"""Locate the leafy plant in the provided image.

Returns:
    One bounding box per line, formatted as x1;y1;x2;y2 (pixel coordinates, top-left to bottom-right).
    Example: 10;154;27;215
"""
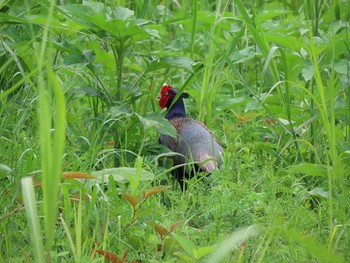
0;0;349;262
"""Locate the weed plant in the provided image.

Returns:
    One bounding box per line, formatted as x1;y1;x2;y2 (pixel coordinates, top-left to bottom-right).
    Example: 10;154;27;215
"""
0;0;349;262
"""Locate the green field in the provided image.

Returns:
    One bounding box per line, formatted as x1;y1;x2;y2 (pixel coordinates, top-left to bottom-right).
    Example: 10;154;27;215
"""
1;0;349;262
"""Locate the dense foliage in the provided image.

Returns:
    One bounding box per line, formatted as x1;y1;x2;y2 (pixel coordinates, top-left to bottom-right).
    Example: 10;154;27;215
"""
0;0;349;262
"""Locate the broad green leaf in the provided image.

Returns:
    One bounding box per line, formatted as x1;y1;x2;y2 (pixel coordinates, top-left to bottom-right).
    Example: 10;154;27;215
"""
146;56;194;73
216;97;251;111
63;53;87;65
109;6;134;20
173;233;195;257
109;105;133;118
266;35;302;51
64;5;142;47
136;113;177;138
161;57;194;72
144;28;160;38
0;13;28;24
90;45;115;70
285;163;327;177
92;18;152;45
82;50;96;64
194;246;216;259
91;167;154;183
128;236;143;250
232;46;258;64
68;86;104;98
253;142;278;157
333;59;349;75
52;40;82;54
62;4;98;21
107;175;120;205
245;100;263;111
257;9;289;23
163;237;178;253
302;64;314;81
135;208;164;218
28;15;63;28
136;113;159;128
82;1;105;14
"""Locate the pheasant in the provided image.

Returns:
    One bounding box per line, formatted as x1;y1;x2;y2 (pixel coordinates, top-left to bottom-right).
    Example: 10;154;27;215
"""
158;84;224;189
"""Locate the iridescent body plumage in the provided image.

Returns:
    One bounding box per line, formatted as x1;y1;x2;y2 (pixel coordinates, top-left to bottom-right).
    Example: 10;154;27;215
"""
158;85;224;189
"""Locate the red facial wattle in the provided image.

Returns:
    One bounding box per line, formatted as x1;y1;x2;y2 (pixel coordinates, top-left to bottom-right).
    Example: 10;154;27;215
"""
159;85;173;108
159;96;169;108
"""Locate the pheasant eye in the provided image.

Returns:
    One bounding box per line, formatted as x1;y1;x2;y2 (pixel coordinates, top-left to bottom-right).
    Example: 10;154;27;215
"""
164;92;169;96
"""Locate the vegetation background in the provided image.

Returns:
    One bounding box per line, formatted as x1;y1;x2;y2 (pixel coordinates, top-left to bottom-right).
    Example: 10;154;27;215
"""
0;0;349;262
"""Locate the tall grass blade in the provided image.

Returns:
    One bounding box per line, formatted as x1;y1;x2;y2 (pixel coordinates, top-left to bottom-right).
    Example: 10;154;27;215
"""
21;177;45;263
190;0;198;58
205;225;258;263
307;23;337;249
284;228;345;263
36;0;66;255
74;194;83;263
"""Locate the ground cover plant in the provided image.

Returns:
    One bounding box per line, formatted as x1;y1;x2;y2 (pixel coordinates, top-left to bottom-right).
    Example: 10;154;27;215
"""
0;0;349;262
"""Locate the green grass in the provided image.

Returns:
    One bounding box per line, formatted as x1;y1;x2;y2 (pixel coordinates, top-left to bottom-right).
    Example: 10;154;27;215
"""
0;0;350;262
